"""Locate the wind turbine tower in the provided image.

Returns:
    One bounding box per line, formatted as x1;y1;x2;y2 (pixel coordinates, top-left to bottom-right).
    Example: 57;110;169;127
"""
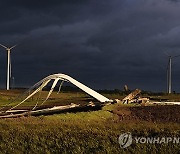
166;54;180;94
0;44;16;90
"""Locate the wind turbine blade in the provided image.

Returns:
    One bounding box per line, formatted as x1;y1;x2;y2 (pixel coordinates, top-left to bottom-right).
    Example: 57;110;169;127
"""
8;79;51;111
57;80;64;94
41;78;60;105
10;45;17;50
0;44;7;49
8;86;43;111
173;54;180;58
164;52;170;57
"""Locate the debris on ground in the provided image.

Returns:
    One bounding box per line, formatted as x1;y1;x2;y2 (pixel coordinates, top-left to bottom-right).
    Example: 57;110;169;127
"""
122;89;150;104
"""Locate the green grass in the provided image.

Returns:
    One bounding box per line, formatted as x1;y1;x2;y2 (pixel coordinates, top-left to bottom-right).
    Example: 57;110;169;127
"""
0;90;179;153
0;104;179;153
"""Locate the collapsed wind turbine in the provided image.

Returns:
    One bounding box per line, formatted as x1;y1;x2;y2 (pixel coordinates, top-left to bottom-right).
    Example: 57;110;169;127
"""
0;73;112;118
165;53;180;94
0;44;16;90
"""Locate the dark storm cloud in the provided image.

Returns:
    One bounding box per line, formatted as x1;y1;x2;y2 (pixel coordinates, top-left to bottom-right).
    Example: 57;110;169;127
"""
0;0;180;91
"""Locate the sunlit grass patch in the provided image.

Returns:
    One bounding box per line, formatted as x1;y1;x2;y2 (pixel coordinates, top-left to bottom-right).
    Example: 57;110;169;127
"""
0;90;179;153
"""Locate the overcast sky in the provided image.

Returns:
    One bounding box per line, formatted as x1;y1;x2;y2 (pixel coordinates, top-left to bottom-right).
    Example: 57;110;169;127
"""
0;0;180;92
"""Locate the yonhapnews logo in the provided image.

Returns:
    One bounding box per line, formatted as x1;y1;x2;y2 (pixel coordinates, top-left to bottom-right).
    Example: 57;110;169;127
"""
118;132;180;148
118;132;132;148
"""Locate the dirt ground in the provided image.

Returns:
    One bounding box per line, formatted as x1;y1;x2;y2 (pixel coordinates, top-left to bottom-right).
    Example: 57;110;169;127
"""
113;105;180;123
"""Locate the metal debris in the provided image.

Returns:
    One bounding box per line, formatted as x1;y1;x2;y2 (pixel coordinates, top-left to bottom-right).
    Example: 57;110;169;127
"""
122;89;149;104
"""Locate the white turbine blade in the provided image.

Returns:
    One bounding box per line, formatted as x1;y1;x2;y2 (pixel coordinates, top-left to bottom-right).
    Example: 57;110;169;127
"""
8;87;42;111
9;45;17;50
32;80;50;110
45;73;111;102
8;79;51;111
7;73;111;112
32;91;42;111
57;80;64;94
42;78;60;104
0;44;7;49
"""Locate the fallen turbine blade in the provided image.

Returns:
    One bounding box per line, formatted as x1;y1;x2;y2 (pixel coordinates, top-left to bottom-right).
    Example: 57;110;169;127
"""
42;78;60;105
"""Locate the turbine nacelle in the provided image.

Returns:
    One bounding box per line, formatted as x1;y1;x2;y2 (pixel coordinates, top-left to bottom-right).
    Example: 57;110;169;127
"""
0;44;16;51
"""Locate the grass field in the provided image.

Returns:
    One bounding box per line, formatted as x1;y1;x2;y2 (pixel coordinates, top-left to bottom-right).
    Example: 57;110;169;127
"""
0;90;179;153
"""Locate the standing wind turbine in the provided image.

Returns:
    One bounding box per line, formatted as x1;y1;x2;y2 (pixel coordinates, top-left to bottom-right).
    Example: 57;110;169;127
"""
0;44;16;90
165;53;180;94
